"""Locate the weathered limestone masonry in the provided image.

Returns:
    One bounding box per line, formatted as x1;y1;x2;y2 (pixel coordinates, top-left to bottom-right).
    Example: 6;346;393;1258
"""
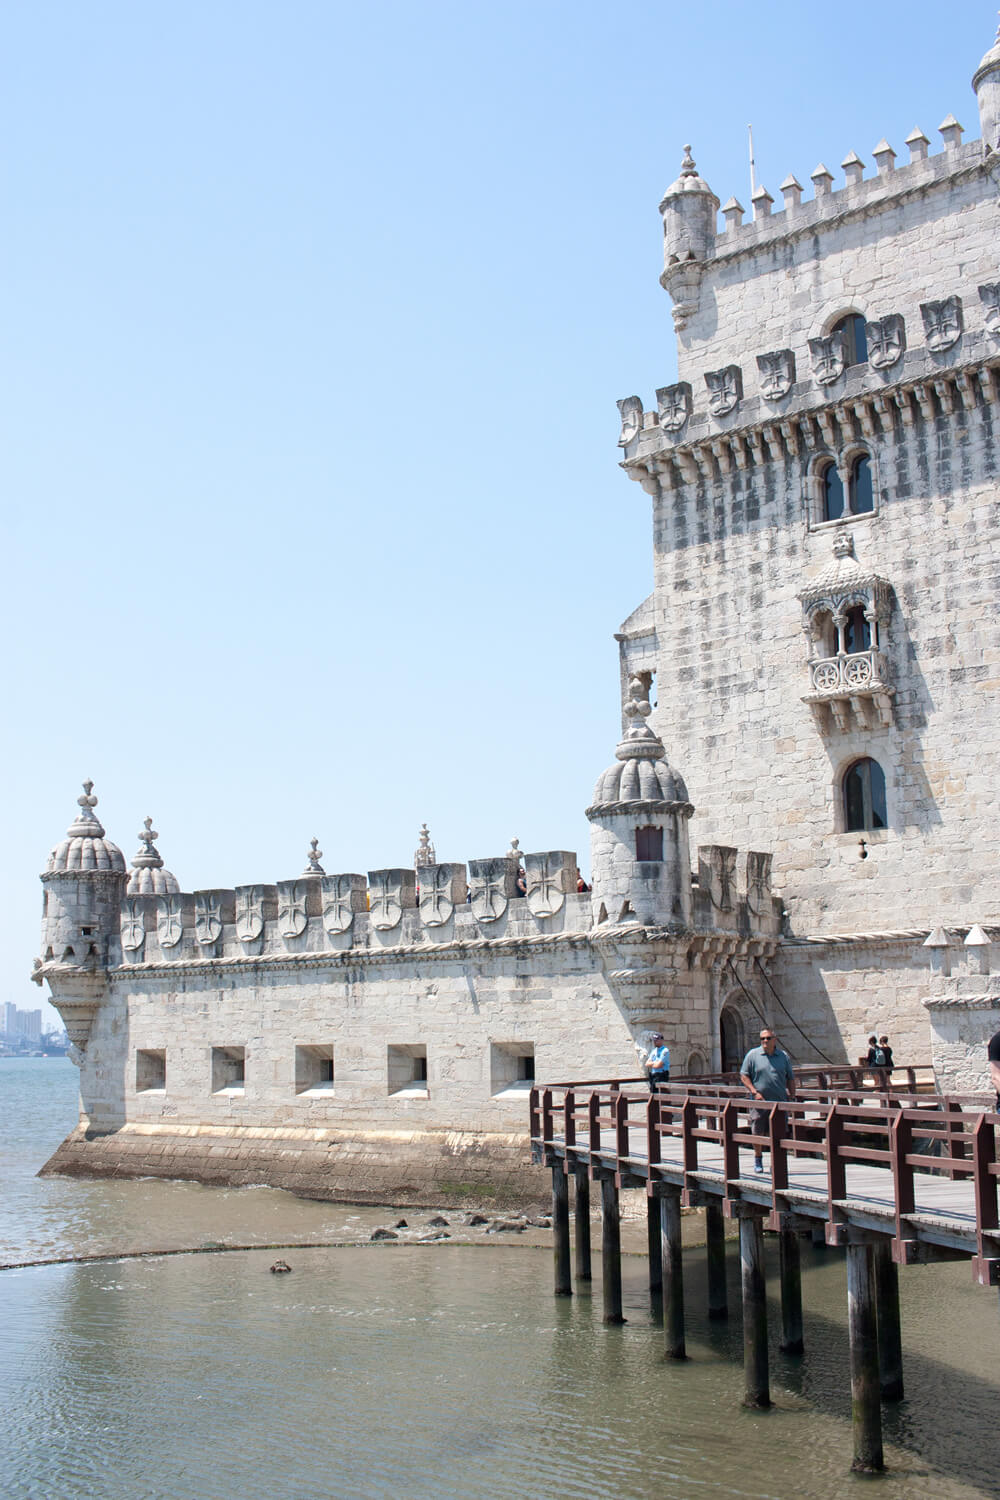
34;753;780;1204
617;26;1000;1075
32;27;1000;1203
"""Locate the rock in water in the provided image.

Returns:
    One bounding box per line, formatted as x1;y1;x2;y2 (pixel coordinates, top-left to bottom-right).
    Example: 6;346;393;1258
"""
370;1227;399;1241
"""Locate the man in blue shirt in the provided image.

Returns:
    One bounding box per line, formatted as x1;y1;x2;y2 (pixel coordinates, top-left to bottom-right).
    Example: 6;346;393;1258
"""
740;1028;795;1174
645;1034;670;1092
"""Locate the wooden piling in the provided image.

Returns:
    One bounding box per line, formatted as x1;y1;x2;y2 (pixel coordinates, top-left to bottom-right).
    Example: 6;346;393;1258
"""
660;1190;686;1359
574;1166;591;1283
846;1242;884;1473
740;1214;770;1408
552;1164;572;1296
647;1195;663;1297
778;1228;804;1355
706;1202;728;1320
873;1239;904;1401
601;1175;625;1324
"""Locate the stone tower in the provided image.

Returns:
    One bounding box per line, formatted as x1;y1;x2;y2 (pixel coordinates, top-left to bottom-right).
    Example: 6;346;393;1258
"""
37;782;127;1055
587;674;693;928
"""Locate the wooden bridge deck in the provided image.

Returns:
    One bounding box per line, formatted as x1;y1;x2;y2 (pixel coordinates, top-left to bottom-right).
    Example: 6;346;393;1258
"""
530;1072;1000;1280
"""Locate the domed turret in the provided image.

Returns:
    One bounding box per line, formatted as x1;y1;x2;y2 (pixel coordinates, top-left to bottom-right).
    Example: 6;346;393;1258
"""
658;146;719;329
37;781;129;1054
586;678;694;927
126;816;180;896
973;19;1000;149
46;780;126;874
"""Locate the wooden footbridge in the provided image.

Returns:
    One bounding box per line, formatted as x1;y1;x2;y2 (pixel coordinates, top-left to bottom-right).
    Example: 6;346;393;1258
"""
529;1066;1000;1474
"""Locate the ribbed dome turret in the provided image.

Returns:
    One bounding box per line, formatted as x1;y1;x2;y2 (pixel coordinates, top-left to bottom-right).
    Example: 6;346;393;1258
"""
587;680;690;814
46;782;126;874
126;817;179;896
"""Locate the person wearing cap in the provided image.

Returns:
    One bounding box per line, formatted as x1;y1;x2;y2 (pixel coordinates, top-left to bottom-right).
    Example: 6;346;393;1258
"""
645;1034;670;1092
740;1028;795;1174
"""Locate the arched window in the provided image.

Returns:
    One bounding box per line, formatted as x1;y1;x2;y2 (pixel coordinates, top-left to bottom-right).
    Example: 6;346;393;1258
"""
848;454;874;514
843;605;871;654
821;460;844;521
635;825;663;862
843;758;887;832
832;313;868;367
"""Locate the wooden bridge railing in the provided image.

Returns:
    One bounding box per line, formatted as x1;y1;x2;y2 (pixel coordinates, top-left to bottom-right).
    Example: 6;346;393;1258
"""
529;1076;1000;1286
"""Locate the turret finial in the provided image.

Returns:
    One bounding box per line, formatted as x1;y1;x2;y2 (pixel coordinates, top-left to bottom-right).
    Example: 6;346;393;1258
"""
131;816;164;870
303;837;325;876
79;780;97;809
414;822;436;868
680;144;697;176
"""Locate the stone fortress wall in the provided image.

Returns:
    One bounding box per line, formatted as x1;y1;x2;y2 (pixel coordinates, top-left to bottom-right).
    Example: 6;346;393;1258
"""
35;25;1000;1205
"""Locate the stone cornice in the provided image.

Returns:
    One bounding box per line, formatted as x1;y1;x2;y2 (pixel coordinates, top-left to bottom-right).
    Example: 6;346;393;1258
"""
584;798;694;819
783;926;1000;949
623;356;999;491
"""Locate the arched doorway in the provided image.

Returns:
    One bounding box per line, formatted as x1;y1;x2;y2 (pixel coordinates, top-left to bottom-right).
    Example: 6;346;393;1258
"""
720;1006;744;1074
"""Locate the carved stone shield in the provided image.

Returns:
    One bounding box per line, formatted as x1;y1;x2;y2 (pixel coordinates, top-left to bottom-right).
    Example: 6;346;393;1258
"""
745;851;773;917
418;865;457;927
617;395;643;447
705;364;743;417
120;899;145;953
699;846;737;912
921;296;962;352
469;857;515;923
865;314;905;369
322;875;358;936
808;334;846;385
195;892;223;946
369;869;415;931
979;283;1000;339
525;852;573;918
277;881;308;939
655;382;692;433
157;894;184;949
756;348;795;401
235;887;265;942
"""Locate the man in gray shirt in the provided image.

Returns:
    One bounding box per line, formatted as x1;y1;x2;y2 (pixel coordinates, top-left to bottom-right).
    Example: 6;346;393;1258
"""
740;1028;795;1175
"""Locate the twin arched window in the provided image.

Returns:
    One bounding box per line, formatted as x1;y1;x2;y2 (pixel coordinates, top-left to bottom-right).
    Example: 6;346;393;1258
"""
843;757;887;832
821;454;874;522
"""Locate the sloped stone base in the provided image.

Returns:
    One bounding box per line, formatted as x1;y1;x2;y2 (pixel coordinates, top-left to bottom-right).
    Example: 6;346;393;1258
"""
39;1123;549;1212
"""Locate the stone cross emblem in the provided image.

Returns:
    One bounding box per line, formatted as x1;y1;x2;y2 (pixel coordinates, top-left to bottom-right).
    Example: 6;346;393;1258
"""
920;296;963;352
157;894;184;948
865;314;906;369
120;898;145;952
756;349;796;401
704;364;743;417
195;892;223;946
745;851;773;916
419;866;456;928
277;882;309;939
468;863;510;923
808;333;847;386
525;854;566;918
322;876;357;936
655;382;692;433
979;283;1000;339
701;846;737;912
369;872;403;931
617;395;644;447
235;888;265;942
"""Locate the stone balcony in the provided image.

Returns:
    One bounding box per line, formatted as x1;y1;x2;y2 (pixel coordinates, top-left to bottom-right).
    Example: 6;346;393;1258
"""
802;649;894;730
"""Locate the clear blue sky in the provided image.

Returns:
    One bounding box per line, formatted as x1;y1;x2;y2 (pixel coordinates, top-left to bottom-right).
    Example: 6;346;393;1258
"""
2;2;995;1025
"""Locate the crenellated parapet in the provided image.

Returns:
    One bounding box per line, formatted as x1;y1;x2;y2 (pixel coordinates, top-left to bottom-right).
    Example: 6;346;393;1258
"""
106;844;595;970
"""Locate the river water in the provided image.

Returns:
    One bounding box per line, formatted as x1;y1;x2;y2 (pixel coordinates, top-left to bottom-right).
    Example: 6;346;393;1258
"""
2;1057;999;1500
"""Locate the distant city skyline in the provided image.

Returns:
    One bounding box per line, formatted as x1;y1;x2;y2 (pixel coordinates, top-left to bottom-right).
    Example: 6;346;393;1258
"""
3;3;994;1027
